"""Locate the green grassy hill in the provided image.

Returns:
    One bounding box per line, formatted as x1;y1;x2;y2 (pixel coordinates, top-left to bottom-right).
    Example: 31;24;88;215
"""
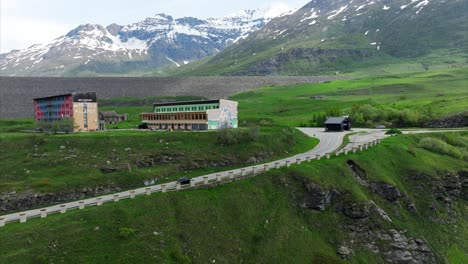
0;133;466;263
0;128;317;212
231;67;468;128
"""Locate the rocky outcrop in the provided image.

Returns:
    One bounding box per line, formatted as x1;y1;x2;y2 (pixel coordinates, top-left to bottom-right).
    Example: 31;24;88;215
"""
346;160;370;187
280;173;436;262
229;48;374;76
277;175;340;212
302;182;339;211
370;182;403;203
340;200;435;263
428;112;468;128
347;159;404;203
342;202;370;219
0;186;121;214
460;170;468;201
431;171;467;204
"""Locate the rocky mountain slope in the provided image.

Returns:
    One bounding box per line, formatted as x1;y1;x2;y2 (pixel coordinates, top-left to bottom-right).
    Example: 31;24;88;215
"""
177;0;468;76
0;8;294;77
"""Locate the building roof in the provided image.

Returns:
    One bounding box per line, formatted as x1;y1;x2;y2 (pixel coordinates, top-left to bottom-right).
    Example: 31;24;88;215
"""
33;92;97;102
153;99;220;107
33;93;72;101
99;111;118;116
325;117;347;125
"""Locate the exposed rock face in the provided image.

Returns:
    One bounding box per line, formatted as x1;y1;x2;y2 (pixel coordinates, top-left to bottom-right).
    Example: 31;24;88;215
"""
346;160;370;187
347;159;404;203
383;230;435;264
341;201;436;263
229;48;374;76
460;170;468;201
371;182;403;203
277;168;441;263
429;112;468;128
431;171;467;206
0;186;121;213
303;182;337;211
277;175;340;212
342;202;370;219
337;245;353;260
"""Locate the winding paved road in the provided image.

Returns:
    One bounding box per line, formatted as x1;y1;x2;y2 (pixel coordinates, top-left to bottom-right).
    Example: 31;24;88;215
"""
0;128;464;227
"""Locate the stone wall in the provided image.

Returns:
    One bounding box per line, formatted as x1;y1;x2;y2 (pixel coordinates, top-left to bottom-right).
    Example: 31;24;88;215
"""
0;76;345;118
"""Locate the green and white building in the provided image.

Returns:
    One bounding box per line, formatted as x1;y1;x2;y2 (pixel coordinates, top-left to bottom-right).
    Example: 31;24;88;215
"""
141;99;238;131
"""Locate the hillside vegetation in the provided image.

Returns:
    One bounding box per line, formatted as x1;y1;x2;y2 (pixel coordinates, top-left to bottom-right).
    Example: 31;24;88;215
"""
230;67;468;128
0;127;317;213
0;133;466;263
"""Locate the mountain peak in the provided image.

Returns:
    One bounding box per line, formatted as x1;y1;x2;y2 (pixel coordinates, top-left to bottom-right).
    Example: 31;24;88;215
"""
224;4;296;21
66;24;106;38
0;7;279;77
152;13;174;21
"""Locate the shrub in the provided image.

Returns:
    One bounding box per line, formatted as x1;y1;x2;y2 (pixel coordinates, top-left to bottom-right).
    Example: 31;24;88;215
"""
216;127;260;145
350;104;424;127
248;126;259;141
407;146;417;156
118;227;136;239
442;134;468;148
386;128;403;135
418;137;462;159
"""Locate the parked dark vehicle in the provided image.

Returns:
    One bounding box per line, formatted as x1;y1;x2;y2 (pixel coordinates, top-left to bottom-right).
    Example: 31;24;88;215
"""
138;123;148;129
178;178;191;185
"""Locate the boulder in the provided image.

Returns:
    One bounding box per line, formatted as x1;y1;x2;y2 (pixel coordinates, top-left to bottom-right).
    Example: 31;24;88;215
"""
343;202;370;219
371;182;402;203
302;183;334;211
337;245;353;259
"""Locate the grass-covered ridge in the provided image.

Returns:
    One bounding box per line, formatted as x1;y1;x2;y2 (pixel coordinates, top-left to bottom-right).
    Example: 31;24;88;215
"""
0;127;317;196
0;132;466;263
230;67;468;127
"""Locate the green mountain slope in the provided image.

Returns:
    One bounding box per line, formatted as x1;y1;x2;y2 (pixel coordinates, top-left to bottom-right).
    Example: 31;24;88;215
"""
0;133;467;263
173;0;468;76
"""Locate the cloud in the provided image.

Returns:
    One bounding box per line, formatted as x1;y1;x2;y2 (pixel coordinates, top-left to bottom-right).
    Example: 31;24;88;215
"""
263;2;293;18
1;15;72;53
261;1;309;18
1;0;19;9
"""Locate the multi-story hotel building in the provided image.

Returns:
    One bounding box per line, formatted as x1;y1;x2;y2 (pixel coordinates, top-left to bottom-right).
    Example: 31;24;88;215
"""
33;92;99;132
141;99;238;131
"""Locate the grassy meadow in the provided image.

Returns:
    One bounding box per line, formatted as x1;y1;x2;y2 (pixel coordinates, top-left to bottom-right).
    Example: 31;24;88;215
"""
231;67;468;127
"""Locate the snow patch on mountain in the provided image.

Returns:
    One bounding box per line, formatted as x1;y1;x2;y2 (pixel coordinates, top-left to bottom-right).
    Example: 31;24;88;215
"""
1;7;297;76
328;5;348;20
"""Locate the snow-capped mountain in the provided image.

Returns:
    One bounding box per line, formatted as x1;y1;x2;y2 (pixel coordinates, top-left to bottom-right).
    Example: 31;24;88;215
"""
0;7;293;77
182;0;468;76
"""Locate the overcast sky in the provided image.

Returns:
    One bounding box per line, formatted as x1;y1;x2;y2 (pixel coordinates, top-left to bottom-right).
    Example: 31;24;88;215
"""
0;0;309;53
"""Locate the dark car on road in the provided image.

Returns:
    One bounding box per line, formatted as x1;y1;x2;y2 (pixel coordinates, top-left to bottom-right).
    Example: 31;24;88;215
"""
178;178;191;185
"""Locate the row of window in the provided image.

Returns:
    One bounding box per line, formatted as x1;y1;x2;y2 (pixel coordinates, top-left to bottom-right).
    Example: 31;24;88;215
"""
37;96;69;104
143;113;208;121
36;111;71;117
146;123;208;130
36;118;67;122
155;105;219;113
36;103;71;110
